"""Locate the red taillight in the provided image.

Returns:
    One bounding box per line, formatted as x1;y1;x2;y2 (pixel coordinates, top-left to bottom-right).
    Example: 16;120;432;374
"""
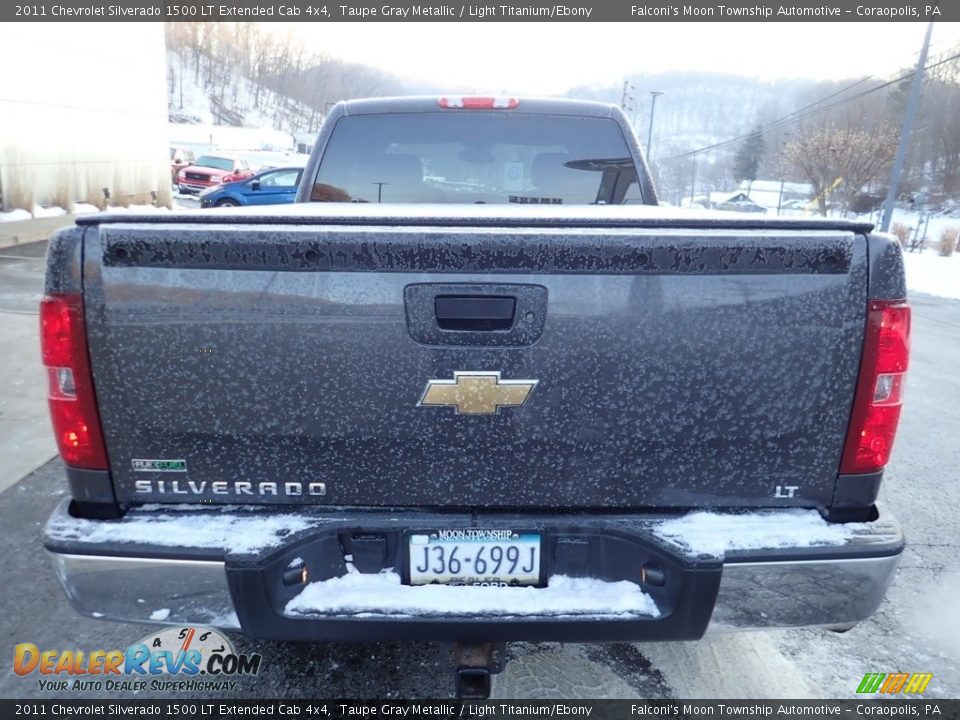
840;300;911;474
40;294;108;470
438;96;520;109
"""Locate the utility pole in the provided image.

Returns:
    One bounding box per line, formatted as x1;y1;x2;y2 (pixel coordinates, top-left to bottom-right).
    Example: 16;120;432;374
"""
690;159;697;205
775;131;790;216
645;91;663;162
621;81;635;113
880;21;934;233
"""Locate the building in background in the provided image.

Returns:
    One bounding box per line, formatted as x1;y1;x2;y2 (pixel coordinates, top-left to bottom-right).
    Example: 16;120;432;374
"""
0;24;169;212
167;123;297;157
737;180;813;213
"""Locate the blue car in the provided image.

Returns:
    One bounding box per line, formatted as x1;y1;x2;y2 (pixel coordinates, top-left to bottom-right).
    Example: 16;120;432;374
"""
199;165;305;208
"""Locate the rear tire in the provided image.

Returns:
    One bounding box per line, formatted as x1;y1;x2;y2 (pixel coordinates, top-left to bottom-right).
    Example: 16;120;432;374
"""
216;198;239;207
826;622;858;634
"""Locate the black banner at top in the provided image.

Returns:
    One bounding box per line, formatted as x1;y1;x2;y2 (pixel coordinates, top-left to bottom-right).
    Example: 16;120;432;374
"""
3;0;954;22
0;699;957;718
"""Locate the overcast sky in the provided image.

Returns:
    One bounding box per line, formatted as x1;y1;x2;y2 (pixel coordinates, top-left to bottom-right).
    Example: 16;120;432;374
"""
285;22;960;93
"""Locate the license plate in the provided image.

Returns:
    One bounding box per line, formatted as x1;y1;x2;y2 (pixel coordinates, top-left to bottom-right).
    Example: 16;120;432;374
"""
408;531;541;586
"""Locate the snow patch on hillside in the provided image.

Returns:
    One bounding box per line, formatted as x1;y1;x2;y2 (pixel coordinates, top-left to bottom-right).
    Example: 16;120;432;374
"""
167;50;315;135
166;53;216;125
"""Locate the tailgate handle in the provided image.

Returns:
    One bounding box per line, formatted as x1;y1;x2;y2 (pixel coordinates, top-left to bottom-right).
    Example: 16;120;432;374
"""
404;283;546;347
435;295;516;331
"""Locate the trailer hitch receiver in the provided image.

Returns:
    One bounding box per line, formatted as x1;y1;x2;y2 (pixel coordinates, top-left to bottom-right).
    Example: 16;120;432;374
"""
453;642;507;700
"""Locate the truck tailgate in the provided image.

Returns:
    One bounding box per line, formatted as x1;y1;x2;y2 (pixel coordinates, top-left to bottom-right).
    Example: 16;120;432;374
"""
81;213;868;509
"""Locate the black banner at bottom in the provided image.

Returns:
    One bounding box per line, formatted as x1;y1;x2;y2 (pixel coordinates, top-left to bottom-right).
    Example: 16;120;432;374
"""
0;700;957;720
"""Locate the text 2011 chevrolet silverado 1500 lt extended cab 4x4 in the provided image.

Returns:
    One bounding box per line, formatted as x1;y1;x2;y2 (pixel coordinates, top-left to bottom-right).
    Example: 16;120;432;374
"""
41;97;909;697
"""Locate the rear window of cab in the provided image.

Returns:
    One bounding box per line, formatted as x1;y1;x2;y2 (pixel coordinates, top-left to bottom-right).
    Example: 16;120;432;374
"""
311;112;644;205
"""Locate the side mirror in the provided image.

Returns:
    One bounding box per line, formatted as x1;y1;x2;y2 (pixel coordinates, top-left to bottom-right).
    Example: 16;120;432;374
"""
250;180;261;191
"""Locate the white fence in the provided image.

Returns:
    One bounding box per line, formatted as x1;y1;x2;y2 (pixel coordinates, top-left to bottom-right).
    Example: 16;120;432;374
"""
0;24;170;211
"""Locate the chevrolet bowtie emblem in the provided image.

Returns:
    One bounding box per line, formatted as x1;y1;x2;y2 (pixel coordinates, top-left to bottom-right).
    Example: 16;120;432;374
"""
419;371;538;415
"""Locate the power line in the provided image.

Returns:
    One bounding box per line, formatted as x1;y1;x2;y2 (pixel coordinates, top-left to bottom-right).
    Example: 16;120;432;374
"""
642;31;960;163
663;78;888;162
666;48;960;162
661;48;960;164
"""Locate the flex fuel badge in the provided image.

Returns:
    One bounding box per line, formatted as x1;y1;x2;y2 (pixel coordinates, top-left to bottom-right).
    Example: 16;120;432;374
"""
132;459;187;472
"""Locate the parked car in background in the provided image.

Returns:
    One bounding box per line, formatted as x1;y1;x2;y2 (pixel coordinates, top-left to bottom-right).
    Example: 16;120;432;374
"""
175;154;254;194
200;165;304;208
169;147;195;185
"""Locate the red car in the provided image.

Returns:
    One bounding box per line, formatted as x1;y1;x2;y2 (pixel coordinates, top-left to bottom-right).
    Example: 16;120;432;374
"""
169;147;195;186
176;154;253;194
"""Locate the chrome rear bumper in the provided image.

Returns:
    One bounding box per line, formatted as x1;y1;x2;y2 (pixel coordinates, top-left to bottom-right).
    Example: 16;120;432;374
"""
710;556;899;631
48;553;240;629
47;551;901;633
44;500;903;637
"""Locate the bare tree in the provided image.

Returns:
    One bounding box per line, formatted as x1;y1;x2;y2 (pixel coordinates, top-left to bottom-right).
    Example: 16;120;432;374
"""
784;124;897;216
921;58;960;196
163;20;405;134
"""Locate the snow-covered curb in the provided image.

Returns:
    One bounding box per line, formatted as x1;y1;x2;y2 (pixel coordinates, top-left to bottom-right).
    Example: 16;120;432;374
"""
285;572;660;618
0;208;33;223
651;509;859;556
0;203;169;223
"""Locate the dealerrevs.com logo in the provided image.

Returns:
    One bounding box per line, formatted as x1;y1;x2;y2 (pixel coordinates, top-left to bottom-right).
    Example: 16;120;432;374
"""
14;626;262;693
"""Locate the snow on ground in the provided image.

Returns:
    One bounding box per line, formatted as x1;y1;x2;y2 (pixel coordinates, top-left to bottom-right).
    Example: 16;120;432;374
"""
208;610;240;628
903;250;960;300
853;209;960;297
1;203;167;222
102;204;170;215
861;208;960;300
651;509;857;556
0;209;32;223
0;205;69;222
149;608;171;621
31;205;66;219
285;572;659;618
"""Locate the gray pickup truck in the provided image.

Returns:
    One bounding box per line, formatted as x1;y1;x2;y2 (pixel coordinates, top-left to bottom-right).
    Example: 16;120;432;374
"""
41;97;910;697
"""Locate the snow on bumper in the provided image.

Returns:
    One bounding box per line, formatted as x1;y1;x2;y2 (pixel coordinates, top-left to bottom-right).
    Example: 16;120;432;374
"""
43;501;903;641
284;572;661;619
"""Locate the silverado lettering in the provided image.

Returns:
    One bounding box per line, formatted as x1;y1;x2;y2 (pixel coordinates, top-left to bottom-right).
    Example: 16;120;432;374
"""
132;480;327;496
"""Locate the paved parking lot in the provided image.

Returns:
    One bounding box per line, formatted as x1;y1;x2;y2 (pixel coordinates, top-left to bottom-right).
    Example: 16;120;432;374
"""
1;237;957;699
